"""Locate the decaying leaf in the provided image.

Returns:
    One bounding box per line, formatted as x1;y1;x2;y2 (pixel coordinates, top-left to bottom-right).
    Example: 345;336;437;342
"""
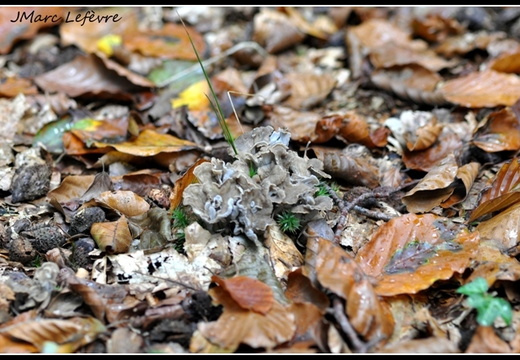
355;213;480;296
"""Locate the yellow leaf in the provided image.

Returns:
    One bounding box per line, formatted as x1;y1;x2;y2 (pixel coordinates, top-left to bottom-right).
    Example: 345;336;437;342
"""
96;34;122;56
171;80;210;111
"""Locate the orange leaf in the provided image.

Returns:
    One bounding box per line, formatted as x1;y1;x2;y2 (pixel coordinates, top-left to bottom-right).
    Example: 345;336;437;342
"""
472;107;520;152
211;275;274;315
355;213;479;296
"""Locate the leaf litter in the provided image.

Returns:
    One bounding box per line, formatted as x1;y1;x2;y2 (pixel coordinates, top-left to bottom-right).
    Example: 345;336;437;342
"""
1;6;520;354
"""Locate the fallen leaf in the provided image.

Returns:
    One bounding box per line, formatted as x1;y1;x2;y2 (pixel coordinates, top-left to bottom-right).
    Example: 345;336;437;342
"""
355;213;480;296
91;215;133;254
402;154;459;213
94;190;150;217
439;69;520;108
0;7;65;54
469;158;520;222
211;275;274;315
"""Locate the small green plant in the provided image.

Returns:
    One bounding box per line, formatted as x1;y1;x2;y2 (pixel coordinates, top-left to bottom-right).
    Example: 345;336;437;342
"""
314;181;339;198
277;211;301;234
456;277;513;327
172;206;191;253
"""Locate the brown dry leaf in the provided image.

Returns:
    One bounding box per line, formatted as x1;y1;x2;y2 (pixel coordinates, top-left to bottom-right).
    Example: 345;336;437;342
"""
369;43;455;72
472;107;520;152
370;65;447;106
264;225;304;281
211;275;274;315
411;13;464;43
476;201;520;252
252;8;306;54
0;77;38;97
317;146;380;188
106;327;144;354
59;7;139;54
402;154;459;213
93;128;200;157
63;132;110;157
349;18;420;50
402;130;463;172
337;111;389;148
47;174;97;220
197;281;296;351
94;190;149;218
355;213;480;296
0;7;65;54
439;69;520;108
33;53;151;100
313;114;343;144
435;30;505;57
91;215;133;254
124;22;205;60
283;7;337;40
440;162;480;208
0;314;105;353
265;105;322;143
285;268;329;312
406;120;443;152
465;326;512;353
469;158;520;222
97;53;156;88
307;237;395;344
282;72;337;110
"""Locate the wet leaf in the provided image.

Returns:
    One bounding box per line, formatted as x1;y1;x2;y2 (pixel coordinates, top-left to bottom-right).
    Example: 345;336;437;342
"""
91;215;133;254
355;213;480;296
439;69;520;108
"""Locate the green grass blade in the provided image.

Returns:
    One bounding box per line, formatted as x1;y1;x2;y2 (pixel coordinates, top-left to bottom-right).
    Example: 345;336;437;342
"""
178;14;238;156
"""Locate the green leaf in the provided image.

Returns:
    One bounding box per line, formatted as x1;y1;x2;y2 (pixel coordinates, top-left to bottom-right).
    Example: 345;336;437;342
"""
473;296;513;326
32;117;73;154
456;277;489;295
